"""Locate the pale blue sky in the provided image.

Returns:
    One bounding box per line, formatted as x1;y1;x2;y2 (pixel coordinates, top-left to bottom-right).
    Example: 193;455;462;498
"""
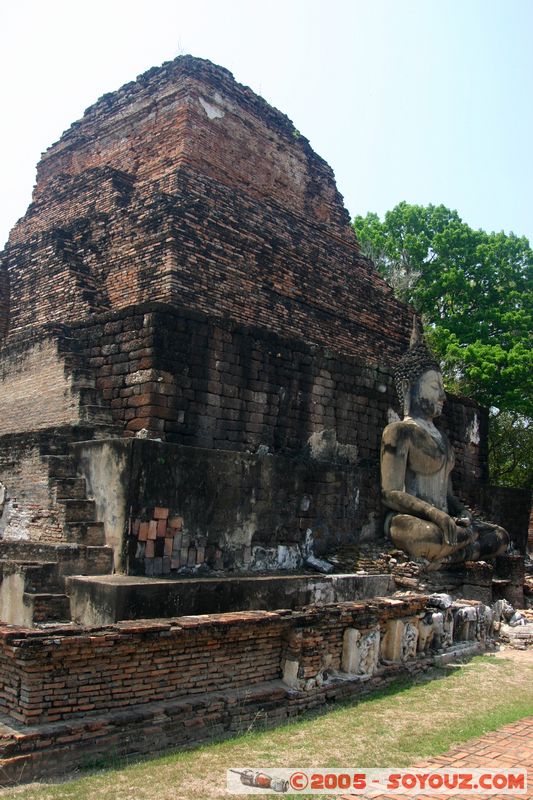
1;0;532;249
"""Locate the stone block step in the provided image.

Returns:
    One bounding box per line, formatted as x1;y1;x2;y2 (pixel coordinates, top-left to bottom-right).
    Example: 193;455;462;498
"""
25;592;71;624
76;387;97;406
79;405;114;424
79;545;114;575
70;369;97;389
0;561;62;593
77;387;105;406
46;455;76;479
61;499;97;523
66;522;106;547
18;562;62;593
83;423;124;440
67;572;395;625
0;541;81;563
0;543;113;579
52;476;87;501
38;439;71;456
0;678;289;784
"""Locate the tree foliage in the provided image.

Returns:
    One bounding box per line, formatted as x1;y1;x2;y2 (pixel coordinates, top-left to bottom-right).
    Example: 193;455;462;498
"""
354;202;532;416
489;412;533;489
353;202;533;486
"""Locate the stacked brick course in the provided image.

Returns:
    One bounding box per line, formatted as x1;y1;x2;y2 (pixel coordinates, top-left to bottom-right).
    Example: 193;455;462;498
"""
0;298;486;572
0;432;65;542
71;302;398;450
0;596;433;725
0;302;489;565
0;302;479;463
124;440;364;573
0;334;82;436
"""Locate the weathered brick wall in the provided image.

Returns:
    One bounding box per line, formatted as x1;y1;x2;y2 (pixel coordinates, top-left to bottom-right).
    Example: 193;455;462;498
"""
0;612;287;724
478;485;532;553
98;439;368;574
0;305;488;549
3;173;412;362
26;57;351;232
0;597;428;726
72;302;398;453
0;433;64;543
69;302;483;473
1;56;412;363
0;426;113;545
0;652;437;784
0;333;82;436
438;394;489;485
0;597;465;784
0;264;8;340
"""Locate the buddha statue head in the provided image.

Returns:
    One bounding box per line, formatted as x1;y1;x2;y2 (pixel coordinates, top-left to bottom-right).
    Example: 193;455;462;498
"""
395;319;444;419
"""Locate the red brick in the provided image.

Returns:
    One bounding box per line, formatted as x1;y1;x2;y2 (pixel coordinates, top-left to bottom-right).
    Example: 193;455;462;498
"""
138;522;149;542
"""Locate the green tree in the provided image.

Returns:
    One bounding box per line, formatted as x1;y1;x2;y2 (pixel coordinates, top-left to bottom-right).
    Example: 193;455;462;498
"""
353;202;533;486
489;412;533;488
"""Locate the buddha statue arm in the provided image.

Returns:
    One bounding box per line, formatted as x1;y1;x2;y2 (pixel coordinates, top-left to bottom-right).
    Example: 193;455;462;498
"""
380;423;460;546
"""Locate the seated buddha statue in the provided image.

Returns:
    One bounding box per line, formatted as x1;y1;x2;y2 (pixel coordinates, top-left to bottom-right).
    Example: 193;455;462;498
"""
380;324;509;569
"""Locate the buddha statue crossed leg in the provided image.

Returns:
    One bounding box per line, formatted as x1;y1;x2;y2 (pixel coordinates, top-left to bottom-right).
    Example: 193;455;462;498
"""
380;323;509;569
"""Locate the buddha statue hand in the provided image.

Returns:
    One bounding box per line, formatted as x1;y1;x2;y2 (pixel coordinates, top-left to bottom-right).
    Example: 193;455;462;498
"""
431;511;476;549
431;510;461;547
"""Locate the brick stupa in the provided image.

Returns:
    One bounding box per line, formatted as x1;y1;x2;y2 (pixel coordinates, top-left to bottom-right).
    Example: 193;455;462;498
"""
2;57;410;359
0;55;529;787
0;56;504;628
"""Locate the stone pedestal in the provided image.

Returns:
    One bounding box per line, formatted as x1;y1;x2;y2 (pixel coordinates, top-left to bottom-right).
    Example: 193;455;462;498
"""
422;562;494;604
493;554;525;608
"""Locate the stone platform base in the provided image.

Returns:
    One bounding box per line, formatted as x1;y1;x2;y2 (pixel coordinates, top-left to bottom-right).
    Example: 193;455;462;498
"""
392;555;526;607
422;562;494;605
392;562;494;604
66;572;395;626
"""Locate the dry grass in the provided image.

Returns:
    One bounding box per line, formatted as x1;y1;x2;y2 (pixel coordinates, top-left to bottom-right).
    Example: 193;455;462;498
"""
1;650;533;800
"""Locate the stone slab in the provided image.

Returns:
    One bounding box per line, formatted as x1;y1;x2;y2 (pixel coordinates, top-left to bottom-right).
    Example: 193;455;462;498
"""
67;572;395;625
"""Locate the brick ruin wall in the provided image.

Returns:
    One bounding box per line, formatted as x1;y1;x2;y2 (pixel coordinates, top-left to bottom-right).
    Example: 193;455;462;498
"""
78;439;365;574
0;427;110;545
0;333;82;436
76;303;399;450
0;57;529;787
0;303;490;550
0;612;286;725
0;267;8;340
0;594;453;726
61;303;487;468
2;167;412;363
0;434;65;544
477;486;532;554
0;55;520;555
27;59;349;227
0;57;412;363
0;594;495;783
